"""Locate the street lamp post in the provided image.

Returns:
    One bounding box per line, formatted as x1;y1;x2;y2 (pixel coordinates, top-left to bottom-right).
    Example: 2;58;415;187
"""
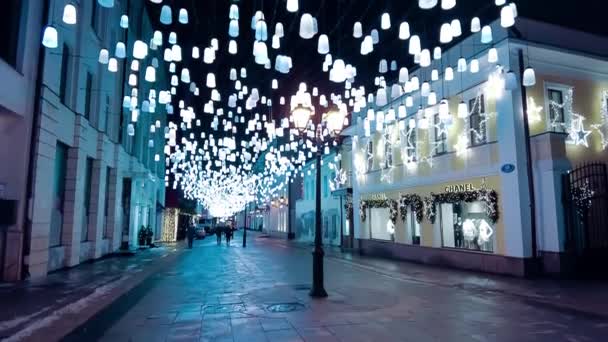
292;103;344;298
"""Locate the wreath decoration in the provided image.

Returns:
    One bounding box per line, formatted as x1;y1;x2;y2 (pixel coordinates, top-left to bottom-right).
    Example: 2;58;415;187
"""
344;196;354;221
360;199;399;224
399;194;424;224
425;189;499;224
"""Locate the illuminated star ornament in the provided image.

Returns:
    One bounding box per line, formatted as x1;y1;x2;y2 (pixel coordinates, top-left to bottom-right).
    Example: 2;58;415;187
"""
526;97;543;124
591;90;608;150
569;114;592;147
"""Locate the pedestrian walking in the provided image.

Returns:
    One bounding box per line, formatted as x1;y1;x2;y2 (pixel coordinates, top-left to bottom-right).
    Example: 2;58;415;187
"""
215;226;223;245
187;223;195;249
225;225;232;246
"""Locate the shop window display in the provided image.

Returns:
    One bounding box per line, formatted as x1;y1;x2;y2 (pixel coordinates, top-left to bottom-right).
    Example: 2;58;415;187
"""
369;208;393;241
439;201;494;252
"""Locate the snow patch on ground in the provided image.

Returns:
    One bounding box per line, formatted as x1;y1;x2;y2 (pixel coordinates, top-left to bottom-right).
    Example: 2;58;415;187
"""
2;276;128;342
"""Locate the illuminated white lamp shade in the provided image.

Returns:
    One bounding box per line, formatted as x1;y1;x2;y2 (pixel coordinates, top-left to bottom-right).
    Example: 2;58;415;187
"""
253;41;269;65
191;46;200;59
241;68;247;78
169;32;177;44
63;4;77;25
98;0;114;8
371;29;380;44
145;66;156;82
457;57;467;72
127;124;135;136
360;36;373;55
488;47;498;63
495;0;506;5
181;68;190;83
255;19;268;41
171;45;182;62
523;67;536;87
153;31;162;46
391;84;403;98
471;17;481;33
132;40;148;59
431;69;439;81
115;42;126;58
128;74;137;87
441;0;456;10
272;79;278;89
299;14;316;39
451;19;462;37
406;96;414;107
458;101;469;118
399;68;409;83
470;59;480;73
169;62;176;73
179;8;189;24
108;58;118;72
445;66;454;81
353;22;363;38
98;49;109;64
275;23;285;38
381;13;391;30
428;92;437;106
419;0;438;9
229;19;239;38
434;47;442;60
505;71;518;90
120;15;129;28
409;35;421;55
500;5;515;28
439;23;453;43
207;73;216;88
390;60;397;71
397;22;411;40
317;34;330;54
439;99;449;117
130;60;139;71
228;40;238;54
421;82;431;97
510;3;518;18
272;35;280;49
379;59;388;73
160;5;172;25
286;0;299;13
229;4;239;20
419;49;431;67
481;26;493;44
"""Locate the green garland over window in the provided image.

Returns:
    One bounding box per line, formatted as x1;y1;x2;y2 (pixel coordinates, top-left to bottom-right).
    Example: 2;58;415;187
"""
360;199;399;224
399;194;424;224
425;189;499;224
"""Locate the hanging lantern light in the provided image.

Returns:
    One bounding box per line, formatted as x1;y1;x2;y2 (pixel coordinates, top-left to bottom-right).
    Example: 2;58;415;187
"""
419;0;438;9
286;0;299;13
132;40;148;59
324;106;346;134
120;15;129;28
458;101;469;118
153;31;163;46
229;19;240;37
481;26;493;44
98;0;114;8
98;49;109;64
470;59;480;73
523;67;536;87
317;34;330;54
299;14;316;39
488;48;499;63
353;22;363;38
409;35;421;55
207;73;216;88
292;104;312;130
145;66;156;82
441;0;456;10
445;66;454;81
108;58;118;72
381;13;391;30
451;19;462;37
42;26;58;48
228;40;238;54
179;8;189;24
115;42;126;58
501;5;515;28
471;17;481;33
63;4;77;25
160;5;172;25
440;23;453;44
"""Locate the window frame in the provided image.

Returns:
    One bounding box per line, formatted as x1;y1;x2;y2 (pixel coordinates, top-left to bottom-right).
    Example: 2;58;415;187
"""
544;82;573;133
468;94;488;147
433;113;447;155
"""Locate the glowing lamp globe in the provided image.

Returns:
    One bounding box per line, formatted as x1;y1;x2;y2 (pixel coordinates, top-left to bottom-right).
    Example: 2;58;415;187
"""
399;22;410;40
132;40;148;59
441;0;456;10
324;108;345;134
179;9;189;24
160;5;172;25
353;22;363;38
286;0;299;13
292;105;312;130
120;15;129;28
98;0;114;8
317;34;330;54
98;49;109;64
419;0;438;9
523;67;536;87
299;14;316;39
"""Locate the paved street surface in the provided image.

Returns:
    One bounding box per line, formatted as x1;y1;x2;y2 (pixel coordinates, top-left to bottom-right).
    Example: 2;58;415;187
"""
58;232;608;342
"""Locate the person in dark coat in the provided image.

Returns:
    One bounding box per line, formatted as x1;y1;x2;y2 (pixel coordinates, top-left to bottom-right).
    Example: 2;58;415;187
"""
215;226;222;245
225;225;232;246
187;223;195;249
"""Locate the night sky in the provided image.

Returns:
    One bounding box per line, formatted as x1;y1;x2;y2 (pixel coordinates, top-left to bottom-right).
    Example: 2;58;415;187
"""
147;0;608;140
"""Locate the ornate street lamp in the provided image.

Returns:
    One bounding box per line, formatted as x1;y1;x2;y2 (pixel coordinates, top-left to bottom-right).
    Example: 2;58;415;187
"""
291;102;345;298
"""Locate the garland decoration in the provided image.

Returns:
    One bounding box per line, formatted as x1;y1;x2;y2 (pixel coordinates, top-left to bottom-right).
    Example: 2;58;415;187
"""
360;199;399;224
344;195;354;221
399;194;424;224
425;189;499;224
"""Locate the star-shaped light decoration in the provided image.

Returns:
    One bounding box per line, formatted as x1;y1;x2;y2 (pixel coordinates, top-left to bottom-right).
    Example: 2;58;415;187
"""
569;114;592;148
434;120;449;141
527;97;543;124
591;90;608;150
454;134;469;157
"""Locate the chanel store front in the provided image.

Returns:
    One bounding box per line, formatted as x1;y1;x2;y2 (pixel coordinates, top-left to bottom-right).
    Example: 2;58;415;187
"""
357;177;521;275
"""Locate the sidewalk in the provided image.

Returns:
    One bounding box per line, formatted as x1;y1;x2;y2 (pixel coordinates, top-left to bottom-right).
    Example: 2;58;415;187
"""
268;237;608;319
0;244;183;341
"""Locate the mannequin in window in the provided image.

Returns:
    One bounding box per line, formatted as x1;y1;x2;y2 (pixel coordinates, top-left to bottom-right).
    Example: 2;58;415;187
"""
454;216;463;248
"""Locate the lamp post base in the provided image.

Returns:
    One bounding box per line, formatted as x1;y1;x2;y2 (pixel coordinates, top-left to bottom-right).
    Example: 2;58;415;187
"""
309;247;328;298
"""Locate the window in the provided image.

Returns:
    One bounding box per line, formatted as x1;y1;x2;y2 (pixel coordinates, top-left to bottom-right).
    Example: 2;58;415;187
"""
439;201;494;253
91;1;104;38
405;120;417;163
366;141;374;171
368;208;393;241
0;0;22;67
406;211;421;245
547;88;568;133
84;72;93;120
59;45;71;106
50;143;69;247
433;113;447;155
469;95;487;146
103;167;112;239
82;158;94;242
384;141;393;169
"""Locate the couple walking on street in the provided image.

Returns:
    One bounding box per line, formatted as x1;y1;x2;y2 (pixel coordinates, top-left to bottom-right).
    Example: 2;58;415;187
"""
215;224;235;246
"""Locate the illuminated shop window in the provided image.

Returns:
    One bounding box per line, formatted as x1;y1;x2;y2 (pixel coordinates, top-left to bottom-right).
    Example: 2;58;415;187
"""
439;201;494;253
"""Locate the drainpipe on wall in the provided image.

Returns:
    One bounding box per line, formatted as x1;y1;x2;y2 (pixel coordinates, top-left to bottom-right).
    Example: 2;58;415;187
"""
518;49;539;274
21;0;51;280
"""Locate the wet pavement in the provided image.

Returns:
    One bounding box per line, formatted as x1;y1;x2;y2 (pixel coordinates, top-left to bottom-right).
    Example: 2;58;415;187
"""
65;232;608;342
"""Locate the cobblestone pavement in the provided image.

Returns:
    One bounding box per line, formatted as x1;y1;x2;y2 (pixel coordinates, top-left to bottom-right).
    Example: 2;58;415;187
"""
66;232;608;342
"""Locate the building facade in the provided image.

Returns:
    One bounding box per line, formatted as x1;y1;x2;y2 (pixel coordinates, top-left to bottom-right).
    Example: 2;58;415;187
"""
1;0;169;281
348;19;608;277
